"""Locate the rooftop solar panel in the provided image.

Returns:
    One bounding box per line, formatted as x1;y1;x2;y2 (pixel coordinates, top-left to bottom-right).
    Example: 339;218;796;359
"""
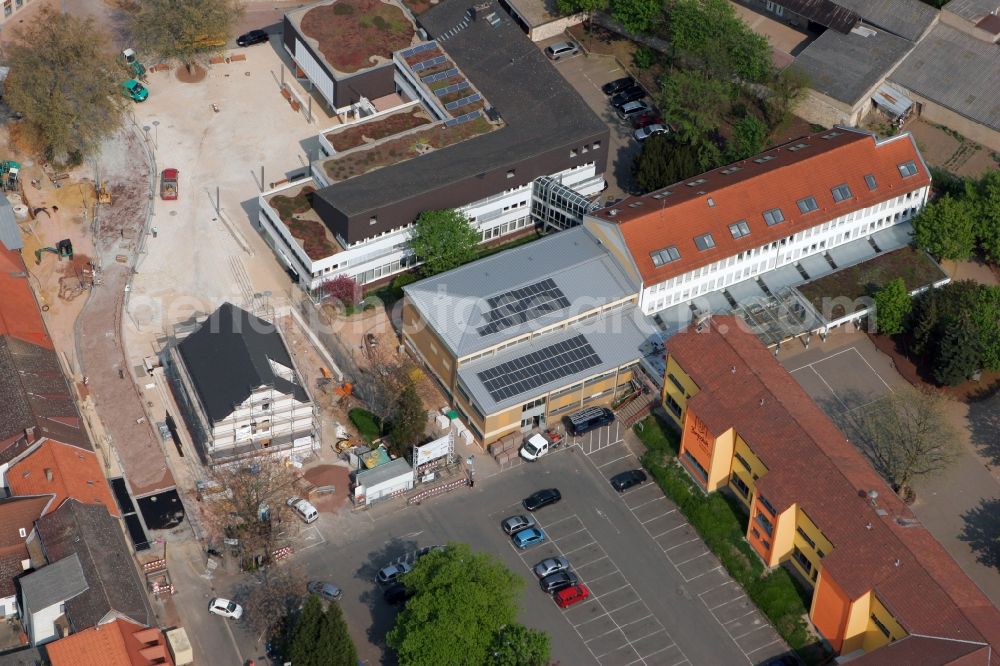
412;54;448;72
401;42;436;59
436;80;470;97
444;93;482;111
444;110;481;127
422;67;459;84
477;334;601;402
476;278;570;337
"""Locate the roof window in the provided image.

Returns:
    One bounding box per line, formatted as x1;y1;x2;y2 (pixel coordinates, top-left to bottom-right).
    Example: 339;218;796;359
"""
685;178;708;187
831;184;852;202
787;143;809;152
796;197;819;214
763;208;785;226
753;155;776;164
652;191;672;199
729;220;751;239
865;174;877;191
821;131;842;139
720;166;742;175
694;233;716;251
898;161;918;177
650;246;680;267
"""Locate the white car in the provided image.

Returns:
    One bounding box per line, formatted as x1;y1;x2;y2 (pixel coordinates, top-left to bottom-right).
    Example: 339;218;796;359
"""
633;124;668;142
209;598;243;620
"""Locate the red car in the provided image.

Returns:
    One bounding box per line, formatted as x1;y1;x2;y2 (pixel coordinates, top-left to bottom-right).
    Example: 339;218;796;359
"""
632;112;663;129
554;584;590;608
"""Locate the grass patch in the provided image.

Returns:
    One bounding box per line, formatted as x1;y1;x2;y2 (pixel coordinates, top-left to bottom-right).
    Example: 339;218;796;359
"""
797;246;946;318
268;186;339;260
634;415;820;661
300;0;414;74
476;231;541;259
326;108;432;153
349;408;382;442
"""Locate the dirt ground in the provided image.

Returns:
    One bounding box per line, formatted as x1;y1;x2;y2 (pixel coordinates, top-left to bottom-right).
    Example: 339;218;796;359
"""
303;464;350;513
906;119;999;179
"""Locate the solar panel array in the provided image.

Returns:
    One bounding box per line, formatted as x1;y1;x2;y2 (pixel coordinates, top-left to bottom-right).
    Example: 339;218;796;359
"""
422;67;459;84
444;110;480;127
412;55;447;72
477;278;570;337
435;81;470;97
476;335;602;402
401;42;436;59
445;93;482;111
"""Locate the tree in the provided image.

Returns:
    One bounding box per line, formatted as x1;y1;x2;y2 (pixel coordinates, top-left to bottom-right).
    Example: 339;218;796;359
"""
912;194;977;260
762;67;808;128
317;600;358;666
409;209;480;277
388;543;529;665
667;0;771;83
556;0;608;32
611;0;663;34
873;278;911;336
933;314;982;385
241;565;306;639
975;170;1000;264
4;9;126;163
853;389;959;499
319;275;361;307
657;70;729;169
631;136;700;193
288;595;325;666
489;624;551;666
726;114;768;162
908;286;939;356
128;0;244;73
200;453;298;562
389;381;426;455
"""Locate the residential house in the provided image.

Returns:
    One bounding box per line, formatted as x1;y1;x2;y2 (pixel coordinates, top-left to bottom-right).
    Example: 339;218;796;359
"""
45;618;174;666
0;497;49;619
18;554;88;646
167;303;316;464
5;440;118;518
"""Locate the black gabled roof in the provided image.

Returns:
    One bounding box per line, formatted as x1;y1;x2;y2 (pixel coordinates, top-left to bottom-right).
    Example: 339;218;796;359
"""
177;303;308;423
777;0;860;32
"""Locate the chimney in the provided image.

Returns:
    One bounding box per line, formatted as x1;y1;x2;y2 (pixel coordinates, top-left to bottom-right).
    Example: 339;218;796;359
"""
45;468;53;482
25;426;37;444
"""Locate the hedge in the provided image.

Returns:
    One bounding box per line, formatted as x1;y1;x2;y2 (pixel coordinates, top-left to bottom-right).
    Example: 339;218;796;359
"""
634;416;815;658
349;408;382;442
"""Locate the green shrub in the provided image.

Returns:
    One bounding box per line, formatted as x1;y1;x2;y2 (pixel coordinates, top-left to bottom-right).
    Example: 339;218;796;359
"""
349;408;382;441
632;46;655;70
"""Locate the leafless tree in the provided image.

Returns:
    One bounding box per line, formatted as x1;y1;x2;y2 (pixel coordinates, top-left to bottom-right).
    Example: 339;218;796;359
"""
238;563;307;640
852;389;960;500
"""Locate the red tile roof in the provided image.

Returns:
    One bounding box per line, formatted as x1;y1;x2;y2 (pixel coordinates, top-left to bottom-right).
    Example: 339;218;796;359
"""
46;618;174;666
0;246;52;349
590;128;929;286
667;316;1000;655
0;495;51;596
7;439;119;517
846;635;989;665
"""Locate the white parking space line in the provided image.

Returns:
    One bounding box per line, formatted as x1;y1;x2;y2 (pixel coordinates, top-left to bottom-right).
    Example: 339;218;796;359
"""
551;527;588;541
674;551;710;566
597;454;633;468
586;569;625;585
731;623;771;640
618;614;655;630
542;514;581;529
746;637;783;655
664;537;700;550
562;541;599;557
604;597;642;614
640;511;676;525
649;524;688;539
629;496;669;511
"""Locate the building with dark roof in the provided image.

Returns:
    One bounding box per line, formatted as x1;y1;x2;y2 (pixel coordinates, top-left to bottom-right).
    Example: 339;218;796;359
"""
740;0;859;33
582;128;930;322
0;497;50;619
661;316;1000;662
168;303;316;464
31;501;154;636
18;554;88;646
258;0;608;291
835;0;939;42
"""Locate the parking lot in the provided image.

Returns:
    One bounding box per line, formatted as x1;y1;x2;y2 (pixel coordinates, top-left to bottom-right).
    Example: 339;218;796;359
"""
287;426;792;665
538;36;641;199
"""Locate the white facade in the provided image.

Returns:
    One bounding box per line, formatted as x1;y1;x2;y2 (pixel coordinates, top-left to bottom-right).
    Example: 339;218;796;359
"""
637;187;930;315
257;161;604;291
23;600;61;646
207;378;315;455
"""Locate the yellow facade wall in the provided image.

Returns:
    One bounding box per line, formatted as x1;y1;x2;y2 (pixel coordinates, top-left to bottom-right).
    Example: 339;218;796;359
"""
729;436;767;507
841;592;873;655
663;355;700;426
402;299;456;390
862;594;907;652
768;504;797;568
708;428;736;492
790;508;833;585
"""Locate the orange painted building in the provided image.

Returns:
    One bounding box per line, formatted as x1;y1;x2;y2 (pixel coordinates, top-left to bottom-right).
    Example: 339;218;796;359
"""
662;316;1000;663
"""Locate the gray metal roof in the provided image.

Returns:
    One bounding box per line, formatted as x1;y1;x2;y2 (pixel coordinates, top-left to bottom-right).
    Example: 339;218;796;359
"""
800;253;835;280
311;0;607;217
834;0;938;42
404;227;638;358
760;264;806;293
457;304;652;414
774;0;860;32
871;220;914;252
793;26;915;105
943;0;999;21
889;23;1000;132
356;457;413;489
0;193;22;252
829;237;877;267
19;553;88;619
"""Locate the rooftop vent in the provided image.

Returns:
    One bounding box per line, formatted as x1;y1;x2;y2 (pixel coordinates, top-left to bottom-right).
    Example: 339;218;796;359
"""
707;197;715;207
851;25;877;38
45;468;53;482
608;209;619;217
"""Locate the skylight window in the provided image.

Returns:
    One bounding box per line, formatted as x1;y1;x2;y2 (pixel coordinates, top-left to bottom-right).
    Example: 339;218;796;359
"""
729;220;751;239
821;131;842;139
694;233;716;251
898;161;918;177
796;197;819;214
865;174;877;191
763;208;785;226
753;155;776;164
787;143;809;152
831;184;852;202
650;246;680;267
720;166;742;175
652;191;672;199
685;178;708;187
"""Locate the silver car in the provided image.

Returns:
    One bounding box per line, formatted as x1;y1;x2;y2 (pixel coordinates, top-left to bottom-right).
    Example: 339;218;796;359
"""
533;556;569;579
545;41;579;61
633;124;668;142
501;514;535;535
376;561;412;585
307;581;342;601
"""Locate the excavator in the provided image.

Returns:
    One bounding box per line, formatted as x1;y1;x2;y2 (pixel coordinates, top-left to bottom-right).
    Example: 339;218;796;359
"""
34;239;73;265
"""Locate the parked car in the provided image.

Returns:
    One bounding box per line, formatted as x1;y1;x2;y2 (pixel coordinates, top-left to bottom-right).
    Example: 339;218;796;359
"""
616;100;652;121
290;499;318;524
383;581;413;605
307;581;342;601
209;598;243;619
237;29;269;47
544;41;579;61
523;488;561;512
632;111;663;129
121;79;148;103
611;86;647;108
512;527;546;549
633;124;668;143
610;469;648;492
554;584;590;608
533;556;570;579
566;407;615;436
156;422;171;441
502;514;535;534
416;545;444;559
601;76;635;96
376;561;412;585
539;570;578;593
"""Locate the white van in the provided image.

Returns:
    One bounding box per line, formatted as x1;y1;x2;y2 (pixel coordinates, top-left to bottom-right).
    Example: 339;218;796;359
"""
292;499;318;524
